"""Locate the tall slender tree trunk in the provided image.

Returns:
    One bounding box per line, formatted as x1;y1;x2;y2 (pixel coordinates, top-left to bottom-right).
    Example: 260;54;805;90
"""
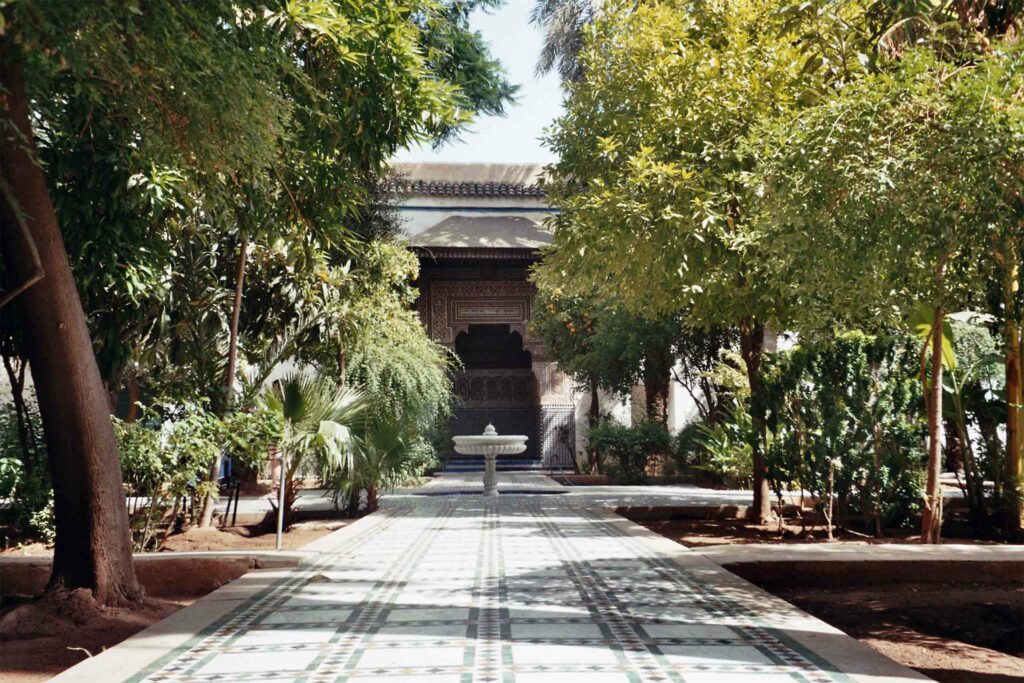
223;230;249;411
199;231;249;528
921;309;945;544
739;319;772;523
588;380;600;474
0;45;141;605
1003;241;1023;537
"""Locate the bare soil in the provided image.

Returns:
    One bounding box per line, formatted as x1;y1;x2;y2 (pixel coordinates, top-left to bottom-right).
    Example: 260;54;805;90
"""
637;517;1008;547
158;520;345;552
0;521;345;681
0;588;196;683
1;520;344;557
771;583;1024;683
638;518;1024;682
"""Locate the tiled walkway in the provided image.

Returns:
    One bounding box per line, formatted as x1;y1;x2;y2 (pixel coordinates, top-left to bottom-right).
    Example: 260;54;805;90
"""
57;475;927;683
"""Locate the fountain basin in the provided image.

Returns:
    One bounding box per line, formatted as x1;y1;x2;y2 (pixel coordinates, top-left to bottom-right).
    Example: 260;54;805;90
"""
452;424;528;497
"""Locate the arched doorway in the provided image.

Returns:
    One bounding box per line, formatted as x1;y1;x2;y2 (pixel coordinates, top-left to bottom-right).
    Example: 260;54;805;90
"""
449;324;540;464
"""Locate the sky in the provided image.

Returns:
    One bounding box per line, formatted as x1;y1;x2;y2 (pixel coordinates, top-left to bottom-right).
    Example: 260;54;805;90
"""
394;1;564;164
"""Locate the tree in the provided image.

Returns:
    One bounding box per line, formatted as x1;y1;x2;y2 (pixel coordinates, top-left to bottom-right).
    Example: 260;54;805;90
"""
753;45;1023;541
0;0;503;603
531;291;734;428
333;242;456;430
534;0;832;521
531;293;676;418
530;0;598;82
419;0;519;145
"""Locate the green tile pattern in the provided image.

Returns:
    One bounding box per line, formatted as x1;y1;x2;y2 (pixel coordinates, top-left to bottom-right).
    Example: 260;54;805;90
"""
133;496;852;683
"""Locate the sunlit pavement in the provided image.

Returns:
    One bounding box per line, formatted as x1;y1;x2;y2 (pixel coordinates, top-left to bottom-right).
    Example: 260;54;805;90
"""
55;474;929;683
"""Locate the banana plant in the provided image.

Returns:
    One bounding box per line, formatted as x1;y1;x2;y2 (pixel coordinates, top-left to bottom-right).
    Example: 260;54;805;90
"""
942;315;1003;525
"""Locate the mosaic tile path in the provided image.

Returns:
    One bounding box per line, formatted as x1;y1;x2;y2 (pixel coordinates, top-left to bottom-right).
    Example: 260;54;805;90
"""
54;476;926;683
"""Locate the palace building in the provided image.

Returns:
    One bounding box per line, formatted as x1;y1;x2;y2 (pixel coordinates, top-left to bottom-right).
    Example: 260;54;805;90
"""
396;162;702;472
396;163;577;471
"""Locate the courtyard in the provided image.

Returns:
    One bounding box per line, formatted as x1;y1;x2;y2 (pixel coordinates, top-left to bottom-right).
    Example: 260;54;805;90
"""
2;2;1023;682
51;474;926;683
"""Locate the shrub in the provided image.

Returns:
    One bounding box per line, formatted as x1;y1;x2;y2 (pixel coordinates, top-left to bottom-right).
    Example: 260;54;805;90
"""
115;400;228;550
760;332;926;535
588;419;671;484
261;372;368;527
691;399;755;488
340;413;439;512
0;393;52;545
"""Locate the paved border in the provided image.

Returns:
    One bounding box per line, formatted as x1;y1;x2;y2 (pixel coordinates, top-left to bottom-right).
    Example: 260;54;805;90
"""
41;474;1000;683
693;543;1024;564
588;507;933;683
47;512;394;683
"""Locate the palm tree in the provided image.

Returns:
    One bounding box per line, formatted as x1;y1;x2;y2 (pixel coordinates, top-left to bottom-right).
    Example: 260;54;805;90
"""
530;0;599;82
262;371;367;528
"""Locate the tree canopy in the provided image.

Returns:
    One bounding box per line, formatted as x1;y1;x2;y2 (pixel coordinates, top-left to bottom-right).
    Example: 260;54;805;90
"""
0;0;516;604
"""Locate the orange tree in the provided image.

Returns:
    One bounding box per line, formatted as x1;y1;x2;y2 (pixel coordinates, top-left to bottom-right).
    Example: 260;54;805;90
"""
753;45;1024;541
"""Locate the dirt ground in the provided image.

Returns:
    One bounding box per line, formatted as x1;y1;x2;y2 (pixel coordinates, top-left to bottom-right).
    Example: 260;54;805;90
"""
638;518;1024;682
0;588;196;683
158;520;345;552
0;520;344;557
0;521;346;681
636;517;1009;547
773;583;1024;683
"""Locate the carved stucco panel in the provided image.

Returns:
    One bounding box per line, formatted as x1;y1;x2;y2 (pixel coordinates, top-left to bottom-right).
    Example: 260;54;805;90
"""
532;359;574;405
426;280;538;346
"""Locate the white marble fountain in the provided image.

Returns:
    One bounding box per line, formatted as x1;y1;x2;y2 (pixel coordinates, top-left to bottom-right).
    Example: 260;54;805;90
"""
452;424;529;496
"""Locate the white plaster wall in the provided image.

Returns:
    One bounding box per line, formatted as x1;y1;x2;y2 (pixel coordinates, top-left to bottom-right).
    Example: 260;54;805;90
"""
400;208;552;237
667;361;707;434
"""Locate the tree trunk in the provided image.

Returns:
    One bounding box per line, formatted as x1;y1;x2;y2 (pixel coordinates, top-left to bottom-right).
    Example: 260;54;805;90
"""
921;309;945;544
0;45;141;605
199;231;249;528
643;367;670;424
338;344;346;387
588;380;600;474
955;405;986;527
1003;241;1023;537
739;319;772;523
2;353;33;474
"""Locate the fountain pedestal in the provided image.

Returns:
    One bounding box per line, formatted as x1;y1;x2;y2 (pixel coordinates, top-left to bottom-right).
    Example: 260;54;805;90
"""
453;424;529;497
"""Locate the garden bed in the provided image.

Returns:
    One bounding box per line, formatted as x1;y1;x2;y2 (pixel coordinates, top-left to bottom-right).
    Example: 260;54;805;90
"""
1;520;344;557
635;514;1023;682
625;508;1013;546
158;520;345;552
0;555;275;683
0;521;343;681
754;578;1023;683
0;589;193;683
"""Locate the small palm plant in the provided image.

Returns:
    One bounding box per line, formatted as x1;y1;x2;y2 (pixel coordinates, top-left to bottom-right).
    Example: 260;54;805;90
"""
262;371;367;528
345;414;425;512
